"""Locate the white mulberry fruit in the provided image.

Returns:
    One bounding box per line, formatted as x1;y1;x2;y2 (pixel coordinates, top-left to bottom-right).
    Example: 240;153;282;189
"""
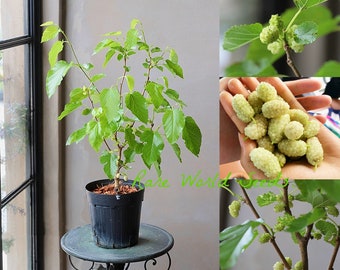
289;109;309;126
257;135;274;152
306;137;323;167
303;119;320;139
250;147;282;178
278;139;307;157
245;114;268;140
284;121;304;140
274;151;286;167
248;91;264;114
268;114;290;143
262;100;289;118
232;94;255;123
256;82;277;102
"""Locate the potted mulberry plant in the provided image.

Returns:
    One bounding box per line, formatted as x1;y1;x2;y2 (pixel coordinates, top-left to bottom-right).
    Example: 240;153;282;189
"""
41;19;202;248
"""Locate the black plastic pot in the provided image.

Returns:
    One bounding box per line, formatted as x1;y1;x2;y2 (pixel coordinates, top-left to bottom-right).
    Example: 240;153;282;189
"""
85;179;145;249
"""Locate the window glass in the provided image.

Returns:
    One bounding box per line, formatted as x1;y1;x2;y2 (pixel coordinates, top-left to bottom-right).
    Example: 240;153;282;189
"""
2;190;31;270
0;45;28;199
0;0;28;40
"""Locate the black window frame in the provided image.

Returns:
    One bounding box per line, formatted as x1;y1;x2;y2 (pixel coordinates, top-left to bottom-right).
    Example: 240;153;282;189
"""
0;0;43;269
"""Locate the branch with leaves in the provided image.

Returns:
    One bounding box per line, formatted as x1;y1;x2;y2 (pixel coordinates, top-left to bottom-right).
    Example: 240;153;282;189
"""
222;0;340;77
220;180;340;270
41;19;202;193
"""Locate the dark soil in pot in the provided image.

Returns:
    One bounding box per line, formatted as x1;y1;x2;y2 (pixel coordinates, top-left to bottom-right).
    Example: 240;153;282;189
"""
86;179;145;249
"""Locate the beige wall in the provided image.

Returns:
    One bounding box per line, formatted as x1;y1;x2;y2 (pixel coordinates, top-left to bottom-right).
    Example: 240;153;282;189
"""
43;1;219;269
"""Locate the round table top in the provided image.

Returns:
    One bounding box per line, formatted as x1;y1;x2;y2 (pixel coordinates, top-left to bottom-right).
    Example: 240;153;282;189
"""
61;223;174;264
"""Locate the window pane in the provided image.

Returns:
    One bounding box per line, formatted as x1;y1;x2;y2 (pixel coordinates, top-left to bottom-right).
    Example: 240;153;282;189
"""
2;189;31;270
0;0;28;40
1;45;29;199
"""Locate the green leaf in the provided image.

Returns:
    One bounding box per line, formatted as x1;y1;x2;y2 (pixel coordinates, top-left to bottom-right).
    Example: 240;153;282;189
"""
41;24;60;43
126;75;135;91
294;21;318;44
66;125;87;145
169;48;179;63
315;220;338;245
100;150;117;180
162;109;185;144
91;73;106;82
86;120;103;152
257;191;277;207
182;116;202;157
48;40;64;67
164;89;186;107
294;0;327;9
223;23;263;51
69;87;87;103
220;219;263;270
125;28;139;50
165;60;184;78
225;59;279;77
295;180;335;207
130;19;140;29
58;101;82;120
171;143;182;162
141;130;164;168
46;60;73;98
125;92;148;123
315;61;340;76
93;39;114;54
100;87;121;123
286;207;326;232
146;81;166;109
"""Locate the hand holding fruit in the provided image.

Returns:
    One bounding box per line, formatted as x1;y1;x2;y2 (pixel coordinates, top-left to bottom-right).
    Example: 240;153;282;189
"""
220;77;340;179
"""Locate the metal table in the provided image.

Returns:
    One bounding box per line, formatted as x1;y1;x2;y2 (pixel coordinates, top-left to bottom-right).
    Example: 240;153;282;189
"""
61;223;174;270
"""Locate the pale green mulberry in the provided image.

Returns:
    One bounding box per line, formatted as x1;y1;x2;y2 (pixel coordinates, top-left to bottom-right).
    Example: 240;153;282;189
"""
306;137;323;167
274;151;286;167
284;121;304;140
267;40;282;54
257;135;274;152
268;114;290;143
303;119;320;139
248;91;264;114
273;261;284;270
262;100;290;119
289;109;309;126
232;94;255;123
260;25;280;44
250;147;282;178
256;82;277;102
244;114;268;140
278;139;307;157
228;200;241;218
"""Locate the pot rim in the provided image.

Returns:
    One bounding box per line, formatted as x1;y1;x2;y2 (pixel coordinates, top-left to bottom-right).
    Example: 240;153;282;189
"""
85;178;145;194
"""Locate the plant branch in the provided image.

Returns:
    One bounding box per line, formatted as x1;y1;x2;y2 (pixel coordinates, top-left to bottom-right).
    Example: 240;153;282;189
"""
283;42;301;77
240;186;292;269
328;233;340;270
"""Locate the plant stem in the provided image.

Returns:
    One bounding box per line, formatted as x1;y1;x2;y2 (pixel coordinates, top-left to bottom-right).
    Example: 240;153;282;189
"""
283;184;310;270
240;186;292;269
283;42;301;77
328;234;340;270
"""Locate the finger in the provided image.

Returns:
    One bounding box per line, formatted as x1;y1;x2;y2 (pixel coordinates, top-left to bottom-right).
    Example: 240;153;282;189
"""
285;78;322;96
297;95;332;111
228;78;250;97
220;91;246;133
240;77;260;91
314;115;327;124
219;77;231;93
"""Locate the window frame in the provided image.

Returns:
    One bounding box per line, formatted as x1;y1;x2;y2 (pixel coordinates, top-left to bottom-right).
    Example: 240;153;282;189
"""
0;0;43;269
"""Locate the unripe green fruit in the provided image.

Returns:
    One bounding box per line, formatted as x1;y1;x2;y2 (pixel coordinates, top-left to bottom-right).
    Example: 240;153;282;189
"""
260;25;280;44
232;94;255;123
228;200;241;218
259;233;272;243
267;40;282;54
294;261;303;270
273;261;284;270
